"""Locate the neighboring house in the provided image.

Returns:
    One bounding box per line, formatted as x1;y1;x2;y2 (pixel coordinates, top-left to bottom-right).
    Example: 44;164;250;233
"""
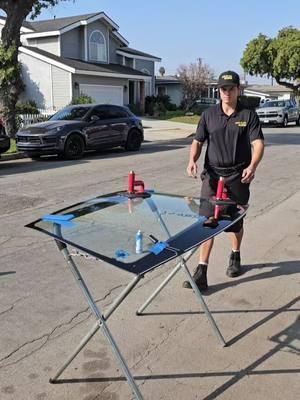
0;12;161;112
155;75;293;108
243;84;294;101
155;75;221;107
155;75;183;106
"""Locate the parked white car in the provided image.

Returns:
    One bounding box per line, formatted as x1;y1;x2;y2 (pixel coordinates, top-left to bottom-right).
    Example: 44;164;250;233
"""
256;99;300;127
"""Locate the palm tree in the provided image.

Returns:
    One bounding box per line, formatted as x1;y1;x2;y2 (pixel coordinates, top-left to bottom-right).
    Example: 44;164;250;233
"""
159;67;165;77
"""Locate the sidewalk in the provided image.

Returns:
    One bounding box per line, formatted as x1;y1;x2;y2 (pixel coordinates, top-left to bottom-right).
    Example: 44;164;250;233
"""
142;118;196;141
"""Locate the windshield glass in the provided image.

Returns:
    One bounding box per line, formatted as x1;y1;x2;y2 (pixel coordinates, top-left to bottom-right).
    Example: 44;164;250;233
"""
195;98;218;105
49;106;91;121
261;101;285;108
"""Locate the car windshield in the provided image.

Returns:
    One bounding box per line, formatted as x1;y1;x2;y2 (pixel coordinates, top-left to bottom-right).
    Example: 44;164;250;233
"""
195;98;218;105
261;101;285;108
49;106;91;121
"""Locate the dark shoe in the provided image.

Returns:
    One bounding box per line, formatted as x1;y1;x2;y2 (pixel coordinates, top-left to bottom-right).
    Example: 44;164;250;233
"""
226;251;241;277
182;264;208;292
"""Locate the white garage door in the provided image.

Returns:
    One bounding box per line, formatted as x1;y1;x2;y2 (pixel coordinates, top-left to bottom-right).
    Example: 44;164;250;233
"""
79;84;123;105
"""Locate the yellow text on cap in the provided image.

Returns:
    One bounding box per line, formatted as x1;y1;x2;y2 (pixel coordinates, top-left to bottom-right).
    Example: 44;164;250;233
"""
222;74;233;80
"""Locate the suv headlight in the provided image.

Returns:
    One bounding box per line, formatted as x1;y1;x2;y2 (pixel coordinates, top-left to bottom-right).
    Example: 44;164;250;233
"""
46;126;64;135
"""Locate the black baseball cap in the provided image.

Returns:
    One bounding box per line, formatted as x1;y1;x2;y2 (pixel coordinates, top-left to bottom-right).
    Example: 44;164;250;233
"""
218;71;240;87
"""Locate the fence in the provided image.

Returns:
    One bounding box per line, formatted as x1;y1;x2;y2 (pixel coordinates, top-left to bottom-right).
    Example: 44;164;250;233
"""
19;109;54;127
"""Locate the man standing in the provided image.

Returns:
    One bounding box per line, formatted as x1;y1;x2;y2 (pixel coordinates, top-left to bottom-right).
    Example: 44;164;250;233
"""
183;70;264;292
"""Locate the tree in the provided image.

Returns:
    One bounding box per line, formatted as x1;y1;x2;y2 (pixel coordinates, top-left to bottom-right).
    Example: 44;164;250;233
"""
177;58;214;110
0;1;70;137
159;66;165;77
241;27;300;98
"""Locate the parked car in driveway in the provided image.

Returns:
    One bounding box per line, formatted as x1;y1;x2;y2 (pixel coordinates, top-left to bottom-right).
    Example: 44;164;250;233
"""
16;104;144;159
256;99;300;127
0;118;10;157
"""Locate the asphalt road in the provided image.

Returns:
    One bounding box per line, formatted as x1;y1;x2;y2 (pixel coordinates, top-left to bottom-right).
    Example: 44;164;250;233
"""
0;123;299;400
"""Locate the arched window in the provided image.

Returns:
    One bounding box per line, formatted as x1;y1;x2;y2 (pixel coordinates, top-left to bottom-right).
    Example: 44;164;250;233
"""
89;30;107;62
141;69;152;96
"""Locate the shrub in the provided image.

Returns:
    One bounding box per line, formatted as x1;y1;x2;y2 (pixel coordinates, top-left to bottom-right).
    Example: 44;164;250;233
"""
145;95;156;115
70;92;96;105
153;102;166;117
145;95;177;115
127;103;143;115
16;100;39;114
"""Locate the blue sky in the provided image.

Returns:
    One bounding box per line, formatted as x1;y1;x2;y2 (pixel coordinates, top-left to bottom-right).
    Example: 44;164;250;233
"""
2;0;300;83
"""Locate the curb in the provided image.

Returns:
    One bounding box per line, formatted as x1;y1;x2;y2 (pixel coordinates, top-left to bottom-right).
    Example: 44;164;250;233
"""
0;152;27;161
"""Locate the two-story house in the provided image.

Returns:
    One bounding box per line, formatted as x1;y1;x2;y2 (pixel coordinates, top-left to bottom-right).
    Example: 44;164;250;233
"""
0;12;161;112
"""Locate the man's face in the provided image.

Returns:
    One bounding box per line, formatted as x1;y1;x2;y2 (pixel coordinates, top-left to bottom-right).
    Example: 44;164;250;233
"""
219;85;240;105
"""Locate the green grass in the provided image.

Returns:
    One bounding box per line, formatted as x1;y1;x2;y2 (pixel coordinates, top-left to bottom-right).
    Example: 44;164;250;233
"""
167;115;200;124
4;139;17;154
152;111;200;125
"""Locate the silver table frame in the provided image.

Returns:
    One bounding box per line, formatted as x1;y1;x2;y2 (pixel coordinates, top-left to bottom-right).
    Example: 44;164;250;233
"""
50;221;226;400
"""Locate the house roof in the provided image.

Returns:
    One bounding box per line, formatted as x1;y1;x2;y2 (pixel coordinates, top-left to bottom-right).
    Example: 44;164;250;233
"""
21;46;150;78
118;47;161;60
246;84;293;94
24;13;101;32
1;12;128;45
155;75;181;84
0;16;33;32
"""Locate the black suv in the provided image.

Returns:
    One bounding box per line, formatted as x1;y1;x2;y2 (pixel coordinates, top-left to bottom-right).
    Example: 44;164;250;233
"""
16;104;144;159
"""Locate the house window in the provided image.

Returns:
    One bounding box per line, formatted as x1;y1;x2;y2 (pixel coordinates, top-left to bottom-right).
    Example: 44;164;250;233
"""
89;30;107;62
141;68;152;96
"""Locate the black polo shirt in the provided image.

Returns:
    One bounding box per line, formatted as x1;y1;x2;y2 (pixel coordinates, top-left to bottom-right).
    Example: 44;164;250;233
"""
195;102;264;169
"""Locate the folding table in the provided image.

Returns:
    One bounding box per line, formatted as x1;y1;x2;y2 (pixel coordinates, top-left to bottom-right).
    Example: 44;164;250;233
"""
27;190;247;400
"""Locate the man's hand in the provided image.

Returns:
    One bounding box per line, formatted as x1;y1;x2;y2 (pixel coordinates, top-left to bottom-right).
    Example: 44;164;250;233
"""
241;166;255;183
187;161;198;178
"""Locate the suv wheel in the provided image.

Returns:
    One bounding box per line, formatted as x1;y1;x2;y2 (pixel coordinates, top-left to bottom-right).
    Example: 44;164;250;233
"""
296;116;300;126
63;134;84;159
282;116;288;128
125;129;142;151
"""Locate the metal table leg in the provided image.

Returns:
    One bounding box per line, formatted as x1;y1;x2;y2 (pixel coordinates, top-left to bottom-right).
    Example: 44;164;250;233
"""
138;199;226;345
50;238;144;399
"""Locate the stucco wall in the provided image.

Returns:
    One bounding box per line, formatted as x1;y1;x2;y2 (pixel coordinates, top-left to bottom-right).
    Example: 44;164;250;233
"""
51;66;72;109
18;52;53;109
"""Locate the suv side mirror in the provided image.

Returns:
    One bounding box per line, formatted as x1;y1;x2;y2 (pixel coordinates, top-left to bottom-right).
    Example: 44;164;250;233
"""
90;114;100;122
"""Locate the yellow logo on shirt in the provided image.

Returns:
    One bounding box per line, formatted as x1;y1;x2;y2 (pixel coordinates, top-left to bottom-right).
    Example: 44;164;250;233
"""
235;121;247;127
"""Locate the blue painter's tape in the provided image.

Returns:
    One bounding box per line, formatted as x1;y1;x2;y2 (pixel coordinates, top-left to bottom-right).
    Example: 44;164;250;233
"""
42;214;74;221
42;214;76;228
149;241;168;255
115;249;130;259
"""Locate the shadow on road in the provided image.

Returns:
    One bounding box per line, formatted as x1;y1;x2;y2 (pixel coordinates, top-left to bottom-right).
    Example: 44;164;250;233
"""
54;312;300;400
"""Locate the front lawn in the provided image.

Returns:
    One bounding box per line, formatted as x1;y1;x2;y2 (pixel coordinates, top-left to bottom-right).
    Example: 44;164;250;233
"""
152;111;200;125
4;139;17;154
